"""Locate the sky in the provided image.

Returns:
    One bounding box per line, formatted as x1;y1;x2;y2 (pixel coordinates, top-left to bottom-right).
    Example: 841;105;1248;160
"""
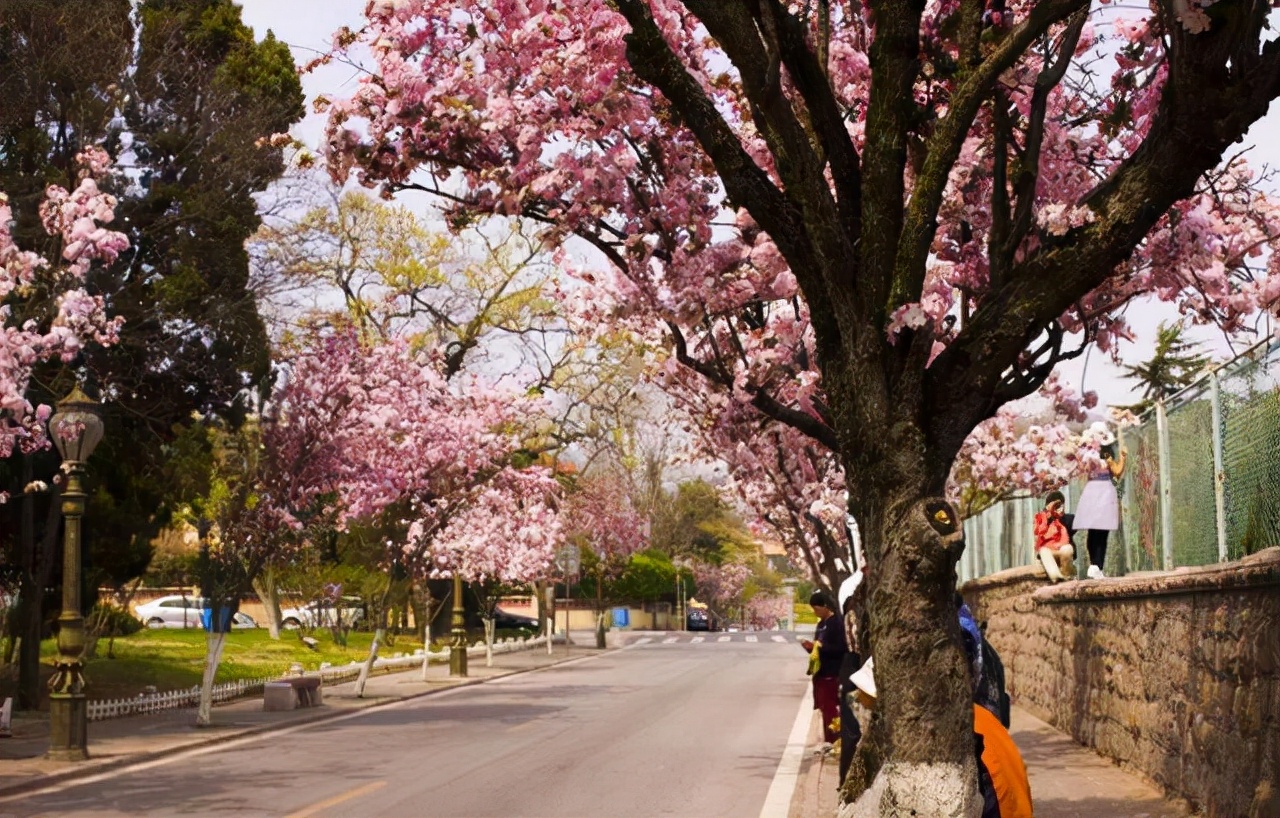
236;0;1280;409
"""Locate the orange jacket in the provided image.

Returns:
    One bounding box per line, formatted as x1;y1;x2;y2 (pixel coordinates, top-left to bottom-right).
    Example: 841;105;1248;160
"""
974;704;1034;818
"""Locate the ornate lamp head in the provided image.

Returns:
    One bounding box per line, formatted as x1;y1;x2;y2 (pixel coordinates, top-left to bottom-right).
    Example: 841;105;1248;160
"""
49;386;104;463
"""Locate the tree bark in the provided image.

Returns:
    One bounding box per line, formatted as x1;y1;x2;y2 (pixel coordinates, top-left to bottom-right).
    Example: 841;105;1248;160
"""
252;570;283;640
354;627;384;698
831;356;977;813
16;478;61;711
195;630;228;727
483;616;495;667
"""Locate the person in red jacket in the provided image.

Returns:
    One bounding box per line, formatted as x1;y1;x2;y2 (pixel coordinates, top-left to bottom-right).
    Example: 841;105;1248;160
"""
1034;491;1075;582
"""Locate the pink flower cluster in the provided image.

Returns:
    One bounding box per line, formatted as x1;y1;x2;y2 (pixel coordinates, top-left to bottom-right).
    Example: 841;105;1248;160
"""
1;148;126;466
559;470;648;580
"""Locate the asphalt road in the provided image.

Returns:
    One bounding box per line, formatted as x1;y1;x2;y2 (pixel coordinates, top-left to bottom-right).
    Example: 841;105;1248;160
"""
6;633;810;818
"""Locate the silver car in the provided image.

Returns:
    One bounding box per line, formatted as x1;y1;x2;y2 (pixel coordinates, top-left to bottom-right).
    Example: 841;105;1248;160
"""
134;596;256;629
134;595;205;628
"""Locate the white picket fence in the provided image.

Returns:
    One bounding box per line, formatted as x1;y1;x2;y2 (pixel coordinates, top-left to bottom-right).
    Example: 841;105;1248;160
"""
85;634;547;723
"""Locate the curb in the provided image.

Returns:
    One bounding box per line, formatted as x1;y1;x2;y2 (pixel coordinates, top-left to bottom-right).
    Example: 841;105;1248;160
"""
0;647;603;800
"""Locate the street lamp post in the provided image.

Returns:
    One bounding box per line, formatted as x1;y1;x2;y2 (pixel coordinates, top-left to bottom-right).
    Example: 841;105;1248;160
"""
46;386;104;762
672;558;690;631
449;573;467;677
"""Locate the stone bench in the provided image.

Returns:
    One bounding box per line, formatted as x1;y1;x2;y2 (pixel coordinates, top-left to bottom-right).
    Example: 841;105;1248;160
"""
263;676;323;711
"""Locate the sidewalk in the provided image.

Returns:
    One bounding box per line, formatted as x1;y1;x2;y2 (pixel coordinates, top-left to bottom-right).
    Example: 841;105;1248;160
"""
0;636;603;798
788;706;1192;818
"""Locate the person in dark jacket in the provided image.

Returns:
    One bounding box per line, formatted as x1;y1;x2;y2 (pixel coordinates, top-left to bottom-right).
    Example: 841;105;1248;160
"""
800;591;848;746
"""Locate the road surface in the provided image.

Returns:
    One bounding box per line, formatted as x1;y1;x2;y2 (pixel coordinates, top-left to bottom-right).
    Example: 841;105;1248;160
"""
5;632;811;818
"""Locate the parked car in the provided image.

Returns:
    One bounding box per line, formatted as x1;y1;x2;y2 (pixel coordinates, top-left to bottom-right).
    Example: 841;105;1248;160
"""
686;608;719;632
490;608;540;634
135;595;206;629
280;597;365;630
134;596;255;629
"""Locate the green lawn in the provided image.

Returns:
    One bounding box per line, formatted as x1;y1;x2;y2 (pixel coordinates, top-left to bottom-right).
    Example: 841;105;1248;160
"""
3;627;448;706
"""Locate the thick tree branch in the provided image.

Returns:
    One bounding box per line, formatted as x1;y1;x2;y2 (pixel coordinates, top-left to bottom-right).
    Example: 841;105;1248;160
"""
613;0;816;286
759;1;864;232
666;319;840;450
859;0;925;312
999;10;1090;274
682;1;853;330
889;0;1090;311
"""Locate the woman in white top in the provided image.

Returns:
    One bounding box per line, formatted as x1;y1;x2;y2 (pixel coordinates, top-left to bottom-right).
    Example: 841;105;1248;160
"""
1073;428;1126;579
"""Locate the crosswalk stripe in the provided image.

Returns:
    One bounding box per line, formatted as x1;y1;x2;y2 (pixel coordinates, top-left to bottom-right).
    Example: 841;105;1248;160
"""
717;636;731;642
691;636;705;643
663;637;678;644
771;635;788;643
746;635;758;642
634;637;652;645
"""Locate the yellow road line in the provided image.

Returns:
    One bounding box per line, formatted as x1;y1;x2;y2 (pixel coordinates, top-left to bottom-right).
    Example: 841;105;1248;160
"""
282;780;387;818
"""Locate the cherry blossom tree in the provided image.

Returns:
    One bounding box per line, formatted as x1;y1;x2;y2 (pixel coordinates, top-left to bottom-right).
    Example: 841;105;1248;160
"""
318;1;1280;809
743;592;792;631
0;148;125;480
561;469;648;645
263;327;561;686
691;560;750;619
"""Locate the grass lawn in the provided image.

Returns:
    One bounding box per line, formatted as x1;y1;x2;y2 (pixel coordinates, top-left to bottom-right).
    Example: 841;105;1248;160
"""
793;606;819;626
2;627;448;707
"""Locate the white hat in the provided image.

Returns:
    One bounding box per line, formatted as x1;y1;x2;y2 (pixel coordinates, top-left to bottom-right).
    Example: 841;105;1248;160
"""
850;656;876;699
1089;421;1116;447
837;570;863;612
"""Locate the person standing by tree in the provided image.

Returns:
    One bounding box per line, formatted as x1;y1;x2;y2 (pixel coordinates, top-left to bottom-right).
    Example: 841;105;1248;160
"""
1074;426;1126;579
800;591;848;749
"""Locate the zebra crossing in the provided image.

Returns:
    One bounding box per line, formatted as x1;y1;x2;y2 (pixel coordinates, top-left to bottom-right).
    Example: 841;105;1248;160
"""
631;633;795;646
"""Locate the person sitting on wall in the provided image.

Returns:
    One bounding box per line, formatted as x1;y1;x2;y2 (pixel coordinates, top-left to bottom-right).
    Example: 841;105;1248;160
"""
1034;490;1076;583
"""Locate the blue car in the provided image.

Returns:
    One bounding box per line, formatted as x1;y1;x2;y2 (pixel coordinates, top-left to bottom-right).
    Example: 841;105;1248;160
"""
686;609;717;631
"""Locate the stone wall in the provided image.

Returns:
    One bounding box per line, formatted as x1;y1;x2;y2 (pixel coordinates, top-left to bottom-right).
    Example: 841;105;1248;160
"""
961;547;1280;818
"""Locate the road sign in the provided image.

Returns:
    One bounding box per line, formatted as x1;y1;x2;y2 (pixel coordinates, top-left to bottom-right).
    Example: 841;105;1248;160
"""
555;544;580;576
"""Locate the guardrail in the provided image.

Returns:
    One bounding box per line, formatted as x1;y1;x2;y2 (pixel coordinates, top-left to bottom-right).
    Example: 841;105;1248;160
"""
85;634;547;722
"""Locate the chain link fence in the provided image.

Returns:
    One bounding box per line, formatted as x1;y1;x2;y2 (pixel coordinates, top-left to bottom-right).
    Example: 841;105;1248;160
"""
960;337;1280;583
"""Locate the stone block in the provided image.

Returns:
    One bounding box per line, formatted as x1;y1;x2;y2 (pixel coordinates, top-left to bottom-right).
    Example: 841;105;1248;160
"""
263;682;297;711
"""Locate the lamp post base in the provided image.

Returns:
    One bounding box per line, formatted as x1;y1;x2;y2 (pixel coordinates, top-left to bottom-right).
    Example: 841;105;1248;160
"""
47;693;88;762
449;632;468;677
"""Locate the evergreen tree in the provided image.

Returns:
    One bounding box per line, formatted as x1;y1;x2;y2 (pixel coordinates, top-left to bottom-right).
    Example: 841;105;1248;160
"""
0;0;302;709
1121;322;1213;412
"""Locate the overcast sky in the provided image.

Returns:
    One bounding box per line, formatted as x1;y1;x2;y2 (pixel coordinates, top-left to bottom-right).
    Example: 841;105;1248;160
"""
237;0;1280;409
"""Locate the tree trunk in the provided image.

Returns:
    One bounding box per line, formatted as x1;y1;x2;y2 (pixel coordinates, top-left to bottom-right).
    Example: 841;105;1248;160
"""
354;627;384;698
16;482;60;711
195;631;228;727
420;621;434;681
252;571;283;640
483;616;495;667
594;574;607;649
837;472;977;816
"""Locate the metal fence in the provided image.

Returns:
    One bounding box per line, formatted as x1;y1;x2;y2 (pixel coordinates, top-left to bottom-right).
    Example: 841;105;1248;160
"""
960;337;1280;583
84;634;547;722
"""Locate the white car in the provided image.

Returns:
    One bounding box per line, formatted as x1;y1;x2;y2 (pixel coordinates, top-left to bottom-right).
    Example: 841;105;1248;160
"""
134;596;256;629
279;599;364;630
135;595;205;628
